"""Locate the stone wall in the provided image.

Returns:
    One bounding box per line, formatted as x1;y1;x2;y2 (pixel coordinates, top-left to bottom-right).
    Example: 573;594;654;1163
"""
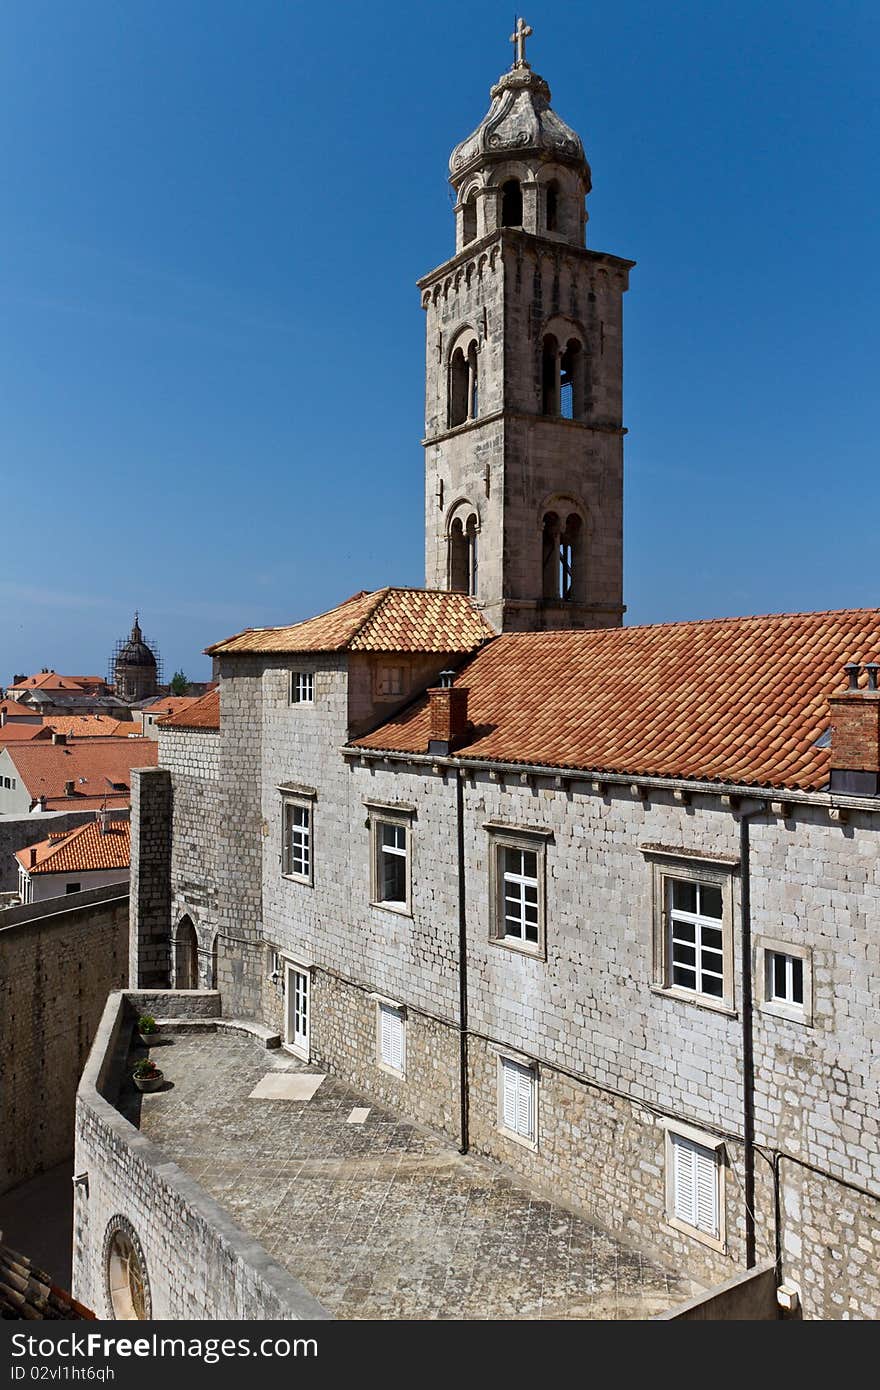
0;884;129;1193
129;767;172;988
73;991;329;1320
158;727;223;991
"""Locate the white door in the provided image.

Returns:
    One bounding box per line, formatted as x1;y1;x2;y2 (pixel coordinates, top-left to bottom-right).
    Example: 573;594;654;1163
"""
285;962;309;1059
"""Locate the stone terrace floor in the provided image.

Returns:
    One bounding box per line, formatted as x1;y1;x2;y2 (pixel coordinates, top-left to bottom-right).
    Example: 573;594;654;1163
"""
129;1031;703;1320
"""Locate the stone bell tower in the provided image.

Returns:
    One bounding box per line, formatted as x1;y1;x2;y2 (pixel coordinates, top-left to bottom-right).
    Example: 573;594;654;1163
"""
420;21;634;632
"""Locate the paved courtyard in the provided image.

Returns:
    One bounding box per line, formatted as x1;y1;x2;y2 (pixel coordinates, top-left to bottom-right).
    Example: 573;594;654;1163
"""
130;1031;702;1320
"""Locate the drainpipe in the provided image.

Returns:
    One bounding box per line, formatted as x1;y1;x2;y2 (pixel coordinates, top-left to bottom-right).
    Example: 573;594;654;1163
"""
455;766;469;1155
739;799;765;1269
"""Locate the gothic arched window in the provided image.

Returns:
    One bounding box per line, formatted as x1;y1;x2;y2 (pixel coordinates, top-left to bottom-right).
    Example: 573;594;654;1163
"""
501;179;523;227
449;511;479;595
448;340;478;428
462;191;477;244
560;339;581;419
542;510;583;602
546;181;559;232
542;335;559;415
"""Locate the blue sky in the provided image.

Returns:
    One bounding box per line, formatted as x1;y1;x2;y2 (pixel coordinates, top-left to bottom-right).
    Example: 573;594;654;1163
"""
1;1;877;682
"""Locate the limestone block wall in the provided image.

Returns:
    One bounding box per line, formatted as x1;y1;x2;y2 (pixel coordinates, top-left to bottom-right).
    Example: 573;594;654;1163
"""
73;991;329;1320
129;767;172;988
158;727;222;988
0;885;128;1192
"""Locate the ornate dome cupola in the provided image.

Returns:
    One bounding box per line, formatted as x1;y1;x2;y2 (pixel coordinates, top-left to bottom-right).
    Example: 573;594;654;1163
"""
113;612;160;703
449;19;592;252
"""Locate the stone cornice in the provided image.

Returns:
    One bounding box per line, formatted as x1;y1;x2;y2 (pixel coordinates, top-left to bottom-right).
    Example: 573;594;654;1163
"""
423;408;626;447
417;229;635;296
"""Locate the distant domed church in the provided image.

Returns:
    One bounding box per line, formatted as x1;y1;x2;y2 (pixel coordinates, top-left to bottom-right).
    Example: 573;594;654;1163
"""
112;614;160;702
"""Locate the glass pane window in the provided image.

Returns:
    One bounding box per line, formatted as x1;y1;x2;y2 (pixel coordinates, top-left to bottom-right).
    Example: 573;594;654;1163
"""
378;821;408;906
767;950;804;1007
284;803;311;878
502;847;539;943
291;671;314;704
668;877;724;998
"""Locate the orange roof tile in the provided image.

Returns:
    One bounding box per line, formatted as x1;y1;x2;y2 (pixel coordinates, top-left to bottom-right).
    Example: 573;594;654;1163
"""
157;688;220;730
0;724;51;743
352;608;880;793
0;697;37;719
8;671;103;693
143;696;200;721
16;818;130;876
40;715;142;739
3;737;158;809
205;588;493;657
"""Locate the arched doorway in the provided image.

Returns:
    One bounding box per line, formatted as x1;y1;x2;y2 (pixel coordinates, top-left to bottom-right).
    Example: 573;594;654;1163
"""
174;916;198;990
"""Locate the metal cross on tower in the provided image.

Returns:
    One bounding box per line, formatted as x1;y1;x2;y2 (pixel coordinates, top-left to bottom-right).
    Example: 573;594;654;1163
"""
510;16;533;68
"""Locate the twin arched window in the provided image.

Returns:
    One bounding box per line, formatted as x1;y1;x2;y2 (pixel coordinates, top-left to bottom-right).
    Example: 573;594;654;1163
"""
449;339;479;428
542;334;585;419
542;511;583;602
449;511;478;596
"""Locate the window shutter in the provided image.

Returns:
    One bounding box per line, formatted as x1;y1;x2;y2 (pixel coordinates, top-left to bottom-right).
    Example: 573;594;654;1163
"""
380;1005;403;1071
502;1060;519;1132
695;1145;719;1235
672;1136;697;1226
516;1067;533;1139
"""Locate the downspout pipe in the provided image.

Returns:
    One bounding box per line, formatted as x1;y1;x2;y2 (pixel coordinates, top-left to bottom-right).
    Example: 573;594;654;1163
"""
739;799;765;1269
455;766;469;1155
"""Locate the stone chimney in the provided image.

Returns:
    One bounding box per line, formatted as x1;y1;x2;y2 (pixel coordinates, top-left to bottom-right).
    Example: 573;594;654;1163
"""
829;662;880;795
427;672;469;756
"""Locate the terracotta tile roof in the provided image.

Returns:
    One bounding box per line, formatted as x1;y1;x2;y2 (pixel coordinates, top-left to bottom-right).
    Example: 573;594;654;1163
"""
3;737;158;809
8;672;103;693
39;715;142;739
0;1237;95;1319
205;588;493;657
0;724;51;743
0;698;37;719
15;817;131;876
143;696;200;721
157;688;220;730
352;608;880;793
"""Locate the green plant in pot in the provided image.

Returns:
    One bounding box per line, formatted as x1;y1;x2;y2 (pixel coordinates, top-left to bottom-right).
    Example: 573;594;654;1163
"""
137;1014;159;1046
132;1058;164;1093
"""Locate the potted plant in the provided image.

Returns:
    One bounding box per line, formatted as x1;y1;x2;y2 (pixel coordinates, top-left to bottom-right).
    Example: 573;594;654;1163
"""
137;1014;159;1047
132;1058;164;1093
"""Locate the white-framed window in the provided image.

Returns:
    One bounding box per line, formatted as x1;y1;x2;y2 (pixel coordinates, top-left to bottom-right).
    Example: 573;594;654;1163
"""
281;795;313;884
487;826;549;957
370;813;411;914
497;1054;538;1148
375;664;406;699
644;848;737;1013
668;878;724;998
290;671;314;705
375;999;406;1076
756;936;812;1025
665;1124;726;1251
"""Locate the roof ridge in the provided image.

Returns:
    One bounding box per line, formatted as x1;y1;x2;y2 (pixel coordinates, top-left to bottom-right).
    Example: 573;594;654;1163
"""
487;606;880;640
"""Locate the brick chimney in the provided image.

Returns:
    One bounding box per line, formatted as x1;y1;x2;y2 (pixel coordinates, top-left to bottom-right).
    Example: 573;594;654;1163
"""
427;672;469;756
829;662;880;795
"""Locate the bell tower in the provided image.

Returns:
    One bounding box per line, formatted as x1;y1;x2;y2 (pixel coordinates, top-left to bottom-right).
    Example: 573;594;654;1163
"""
420;22;634;632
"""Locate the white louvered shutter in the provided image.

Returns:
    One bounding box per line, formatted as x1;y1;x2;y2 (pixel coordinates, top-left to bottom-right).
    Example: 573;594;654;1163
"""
502;1059;519;1131
672;1135;697;1226
672;1135;718;1235
516;1067;533;1139
380;1005;403;1071
694;1144;719;1235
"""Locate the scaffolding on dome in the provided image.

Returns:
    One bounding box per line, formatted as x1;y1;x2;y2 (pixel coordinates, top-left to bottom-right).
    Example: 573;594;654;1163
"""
107;631;164;691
